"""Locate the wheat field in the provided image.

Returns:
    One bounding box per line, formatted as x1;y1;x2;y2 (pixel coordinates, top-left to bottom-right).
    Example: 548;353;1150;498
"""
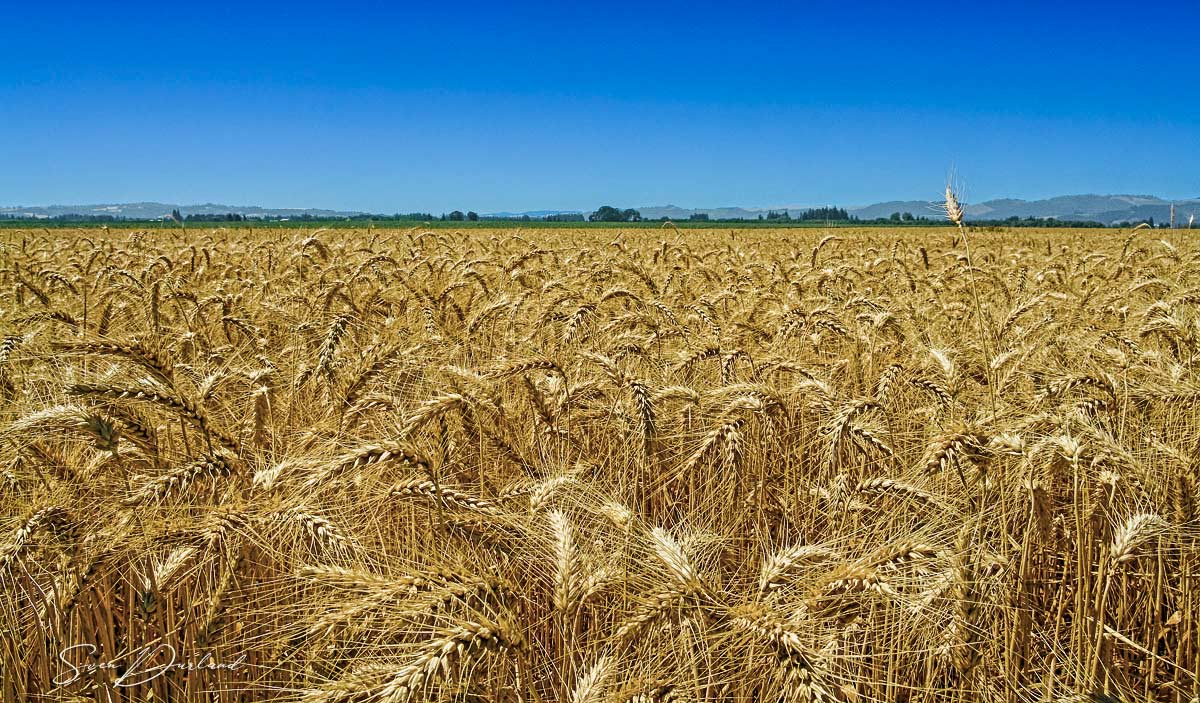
0;223;1197;703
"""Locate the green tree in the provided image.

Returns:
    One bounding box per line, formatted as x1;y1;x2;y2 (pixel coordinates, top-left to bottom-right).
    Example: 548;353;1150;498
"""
586;206;641;222
590;206;621;222
448;210;465;221
798;206;849;222
467;211;479;221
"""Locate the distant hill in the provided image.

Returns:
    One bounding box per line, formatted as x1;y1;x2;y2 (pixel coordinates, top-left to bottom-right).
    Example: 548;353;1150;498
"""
483;210;583;218
0;202;363;220
640;195;1200;225
5;195;1199;226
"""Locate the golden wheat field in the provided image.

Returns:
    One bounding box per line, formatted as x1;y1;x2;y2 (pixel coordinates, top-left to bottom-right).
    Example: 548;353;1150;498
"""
0;224;1197;703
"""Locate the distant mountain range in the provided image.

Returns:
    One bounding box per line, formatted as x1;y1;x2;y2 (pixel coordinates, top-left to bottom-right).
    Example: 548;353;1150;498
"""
0;202;361;220
636;195;1200;226
3;194;1198;226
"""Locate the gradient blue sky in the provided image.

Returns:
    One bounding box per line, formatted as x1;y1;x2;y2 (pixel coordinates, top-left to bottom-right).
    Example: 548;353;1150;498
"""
2;1;1198;213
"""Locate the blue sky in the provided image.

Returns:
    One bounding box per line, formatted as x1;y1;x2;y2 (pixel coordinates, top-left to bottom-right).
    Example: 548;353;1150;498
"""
2;0;1197;213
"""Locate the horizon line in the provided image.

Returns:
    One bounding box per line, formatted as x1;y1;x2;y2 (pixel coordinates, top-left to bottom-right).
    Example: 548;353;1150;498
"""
4;191;1200;215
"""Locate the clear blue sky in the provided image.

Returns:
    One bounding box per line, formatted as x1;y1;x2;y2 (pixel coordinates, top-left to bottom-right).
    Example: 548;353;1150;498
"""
2;0;1197;213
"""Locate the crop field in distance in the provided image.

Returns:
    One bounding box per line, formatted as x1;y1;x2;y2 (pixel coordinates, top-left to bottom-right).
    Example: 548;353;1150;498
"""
1;223;1198;703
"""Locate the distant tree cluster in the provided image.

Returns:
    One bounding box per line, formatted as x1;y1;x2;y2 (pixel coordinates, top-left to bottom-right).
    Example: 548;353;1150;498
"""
797;206;851;221
751;207;852;222
184;212;248;222
544;213;586;222
589;206;642;222
0;213;125;223
482;214;535;222
438;211;480;222
345;213;437;222
1112;217;1178;229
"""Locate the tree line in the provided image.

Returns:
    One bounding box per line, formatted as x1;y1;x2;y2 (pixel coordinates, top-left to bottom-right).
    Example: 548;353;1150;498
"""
5;206;1175;229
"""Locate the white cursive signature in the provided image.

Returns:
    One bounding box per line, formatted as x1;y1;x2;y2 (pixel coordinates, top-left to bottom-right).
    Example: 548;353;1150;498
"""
55;643;248;688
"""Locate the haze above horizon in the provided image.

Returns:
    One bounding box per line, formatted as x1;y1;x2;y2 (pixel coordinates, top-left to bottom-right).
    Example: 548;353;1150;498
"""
2;0;1197;213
